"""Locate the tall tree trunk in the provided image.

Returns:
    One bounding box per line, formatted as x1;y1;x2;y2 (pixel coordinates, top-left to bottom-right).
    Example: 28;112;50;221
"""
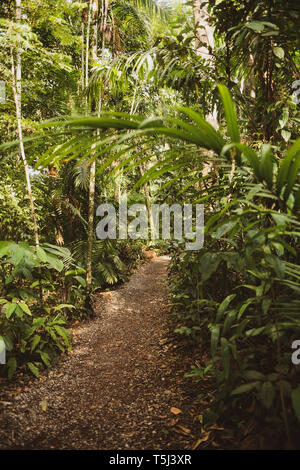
91;0;99;60
193;0;214;58
111;9;116;58
81;8;86;91
193;0;218;130
86;0;100;293
15;2;21;111
130;91;155;239
86;160;96;291
101;0;109;58
11;0;42;299
193;0;218;185
85;0;92;95
138;162;155;240
11;1;39;248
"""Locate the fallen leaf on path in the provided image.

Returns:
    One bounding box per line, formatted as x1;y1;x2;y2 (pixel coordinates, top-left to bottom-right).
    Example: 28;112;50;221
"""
209;425;224;431
40;400;48;412
170;407;182;415
166;418;178;427
173;427;193;437
192;431;211;449
176;424;191;435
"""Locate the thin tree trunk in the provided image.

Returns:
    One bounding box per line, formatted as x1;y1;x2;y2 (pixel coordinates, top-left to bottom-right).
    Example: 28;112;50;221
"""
193;0;218;188
11;1;39;248
193;0;214;58
111;9;115;58
138;162;155;239
193;0;218;129
86;160;96;290
85;0;92;98
81;11;85;91
101;0;109;57
130;90;155;238
15;1;21;111
86;0;100;292
11;0;42;299
91;0;99;60
10;54;39;248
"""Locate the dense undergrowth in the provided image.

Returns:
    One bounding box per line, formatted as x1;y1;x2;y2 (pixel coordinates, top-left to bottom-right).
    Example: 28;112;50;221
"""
0;238;144;379
164;100;300;445
31;82;300;446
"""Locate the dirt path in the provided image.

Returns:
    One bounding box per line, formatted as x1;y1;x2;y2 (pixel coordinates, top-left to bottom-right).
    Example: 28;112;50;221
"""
0;256;199;450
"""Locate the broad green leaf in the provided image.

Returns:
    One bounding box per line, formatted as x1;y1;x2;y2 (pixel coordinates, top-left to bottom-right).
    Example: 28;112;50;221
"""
222;310;237;336
281;130;291;142
178;107;225;153
216;294;236;322
284;151;300;201
40;351;51;368
277;139;300;193
0;242;12;258
243;370;265;381
5;302;17;319
223;143;261;178
27;362;39;378
211;325;220;358
9;247;25;267
260;381;275;409
53;325;71;350
218;84;240;144
231;381;260;395
199;252;221;282
74;276;86;287
30;335;41;353
265;255;285;278
260;144;274;188
246;326;267;337
46;254;64;272
273;46;284;59
52;304;75;312
19;302;32;316
214;221;237;239
246;21;265;32
36;246;47;263
238;299;255;320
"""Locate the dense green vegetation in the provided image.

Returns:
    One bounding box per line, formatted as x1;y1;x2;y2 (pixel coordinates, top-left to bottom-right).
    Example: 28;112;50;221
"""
0;0;299;448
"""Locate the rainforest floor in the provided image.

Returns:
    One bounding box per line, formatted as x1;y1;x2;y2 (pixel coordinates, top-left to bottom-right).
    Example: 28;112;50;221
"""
0;255;276;450
0;256;211;449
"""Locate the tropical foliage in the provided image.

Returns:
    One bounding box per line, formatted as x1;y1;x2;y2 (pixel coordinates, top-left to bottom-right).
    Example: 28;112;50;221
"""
0;0;299;448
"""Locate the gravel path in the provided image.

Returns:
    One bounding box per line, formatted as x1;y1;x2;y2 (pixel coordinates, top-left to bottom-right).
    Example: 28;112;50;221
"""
0;256;197;450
